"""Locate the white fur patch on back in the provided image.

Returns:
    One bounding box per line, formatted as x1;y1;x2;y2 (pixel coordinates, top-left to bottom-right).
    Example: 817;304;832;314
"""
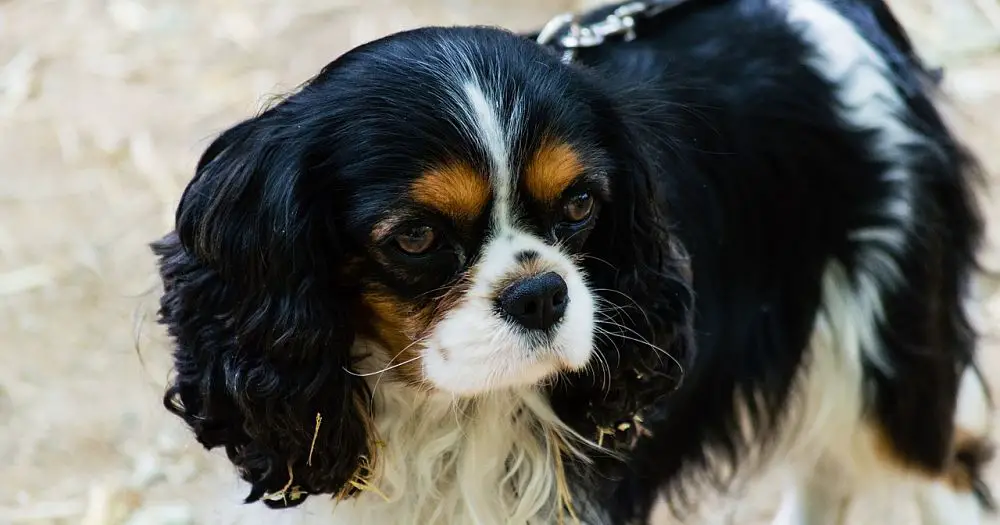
758;3;994;523
764;0;921;455
784;0;926;376
764;0;926;492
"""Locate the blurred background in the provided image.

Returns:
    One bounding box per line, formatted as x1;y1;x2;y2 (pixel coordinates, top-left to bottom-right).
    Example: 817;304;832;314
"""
0;0;998;523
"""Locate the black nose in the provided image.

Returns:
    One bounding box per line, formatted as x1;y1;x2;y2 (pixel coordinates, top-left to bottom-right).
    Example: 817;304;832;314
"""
498;272;569;331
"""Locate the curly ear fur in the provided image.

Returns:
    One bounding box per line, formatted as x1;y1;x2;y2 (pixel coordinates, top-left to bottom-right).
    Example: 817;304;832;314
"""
549;89;694;460
152;109;372;508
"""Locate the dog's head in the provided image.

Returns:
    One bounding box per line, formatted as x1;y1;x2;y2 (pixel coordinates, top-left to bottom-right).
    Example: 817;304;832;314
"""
154;26;690;506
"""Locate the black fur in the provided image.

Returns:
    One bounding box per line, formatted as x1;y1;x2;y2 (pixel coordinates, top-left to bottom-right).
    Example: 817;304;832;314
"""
561;0;985;520
153;103;375;507
153;0;987;522
153;25;692;510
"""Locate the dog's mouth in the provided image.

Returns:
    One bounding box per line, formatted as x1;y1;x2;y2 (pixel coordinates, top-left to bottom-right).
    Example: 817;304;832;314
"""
412;280;596;395
417;331;595;396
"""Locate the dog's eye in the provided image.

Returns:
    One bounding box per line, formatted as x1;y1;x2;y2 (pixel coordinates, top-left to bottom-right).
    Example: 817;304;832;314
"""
395;226;437;255
563;192;594;223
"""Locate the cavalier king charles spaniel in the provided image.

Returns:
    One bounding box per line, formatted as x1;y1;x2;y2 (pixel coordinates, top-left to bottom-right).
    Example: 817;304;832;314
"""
152;0;994;523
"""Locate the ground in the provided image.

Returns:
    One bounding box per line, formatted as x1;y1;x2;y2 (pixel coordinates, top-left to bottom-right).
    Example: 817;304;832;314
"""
1;0;999;523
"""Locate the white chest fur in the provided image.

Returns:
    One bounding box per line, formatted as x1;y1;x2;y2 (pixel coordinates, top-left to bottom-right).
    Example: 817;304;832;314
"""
223;386;587;525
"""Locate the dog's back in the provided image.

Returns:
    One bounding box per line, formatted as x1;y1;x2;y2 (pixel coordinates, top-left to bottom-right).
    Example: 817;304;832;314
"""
564;0;992;521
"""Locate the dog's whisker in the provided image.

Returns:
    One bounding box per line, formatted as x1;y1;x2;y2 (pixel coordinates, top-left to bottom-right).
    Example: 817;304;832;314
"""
594;297;641;327
591;288;655;329
594;320;684;375
346;353;426;378
579;254;617;270
371;336;435;405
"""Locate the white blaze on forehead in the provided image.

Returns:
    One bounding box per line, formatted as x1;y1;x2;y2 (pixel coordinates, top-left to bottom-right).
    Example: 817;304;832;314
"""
411;66;595;396
461;80;519;231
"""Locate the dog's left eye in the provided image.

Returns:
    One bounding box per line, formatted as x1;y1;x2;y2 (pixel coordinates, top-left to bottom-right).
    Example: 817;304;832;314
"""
563;192;595;223
395;226;437;255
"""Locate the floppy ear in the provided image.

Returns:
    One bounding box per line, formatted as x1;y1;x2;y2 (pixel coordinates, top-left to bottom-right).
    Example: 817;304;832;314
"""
152;111;372;508
550;93;694;455
594;117;694;355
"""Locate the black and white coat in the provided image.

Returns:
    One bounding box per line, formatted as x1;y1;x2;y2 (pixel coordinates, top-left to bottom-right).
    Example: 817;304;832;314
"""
154;0;993;524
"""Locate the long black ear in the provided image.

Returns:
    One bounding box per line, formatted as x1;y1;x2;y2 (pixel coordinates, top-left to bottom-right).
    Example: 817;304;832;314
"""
152;110;372;508
550;86;694;454
598;111;693;381
547;88;697;521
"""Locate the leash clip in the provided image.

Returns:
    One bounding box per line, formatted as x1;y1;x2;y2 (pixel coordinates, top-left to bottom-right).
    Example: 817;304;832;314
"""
536;0;690;63
537;2;647;63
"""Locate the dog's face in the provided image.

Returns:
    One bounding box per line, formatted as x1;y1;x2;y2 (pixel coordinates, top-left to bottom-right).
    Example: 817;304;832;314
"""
361;146;603;394
352;83;612;395
155;26;685;506
246;28;631;396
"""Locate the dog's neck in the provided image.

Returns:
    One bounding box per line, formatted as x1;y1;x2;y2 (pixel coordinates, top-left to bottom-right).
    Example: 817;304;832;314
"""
335;379;585;525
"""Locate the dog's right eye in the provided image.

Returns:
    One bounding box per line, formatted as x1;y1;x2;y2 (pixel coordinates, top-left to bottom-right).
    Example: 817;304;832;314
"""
394;226;437;255
563;191;595;223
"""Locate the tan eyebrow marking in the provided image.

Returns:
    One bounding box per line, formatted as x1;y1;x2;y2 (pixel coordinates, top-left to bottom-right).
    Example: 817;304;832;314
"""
524;139;585;204
411;161;491;222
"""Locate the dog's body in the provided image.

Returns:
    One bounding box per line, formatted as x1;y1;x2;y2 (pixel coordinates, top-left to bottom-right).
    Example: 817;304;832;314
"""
154;0;993;523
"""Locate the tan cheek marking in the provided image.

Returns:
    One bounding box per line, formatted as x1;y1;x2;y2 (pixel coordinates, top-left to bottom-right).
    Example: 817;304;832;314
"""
525;139;585;204
411;163;491;221
360;289;428;384
359;280;471;384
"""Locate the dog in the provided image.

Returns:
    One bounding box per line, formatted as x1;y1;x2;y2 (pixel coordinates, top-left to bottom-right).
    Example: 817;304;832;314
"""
152;0;994;523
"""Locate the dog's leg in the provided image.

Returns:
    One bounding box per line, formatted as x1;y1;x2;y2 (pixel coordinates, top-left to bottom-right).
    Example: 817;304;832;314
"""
913;365;995;525
917;481;985;525
763;261;877;525
772;262;994;525
773;3;992;524
772;469;850;525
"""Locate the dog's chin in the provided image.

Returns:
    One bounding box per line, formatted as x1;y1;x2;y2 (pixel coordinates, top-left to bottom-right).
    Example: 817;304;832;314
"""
420;336;595;397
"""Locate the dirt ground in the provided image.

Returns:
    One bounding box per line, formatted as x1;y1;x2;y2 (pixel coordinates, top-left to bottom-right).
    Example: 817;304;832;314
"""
1;0;999;523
